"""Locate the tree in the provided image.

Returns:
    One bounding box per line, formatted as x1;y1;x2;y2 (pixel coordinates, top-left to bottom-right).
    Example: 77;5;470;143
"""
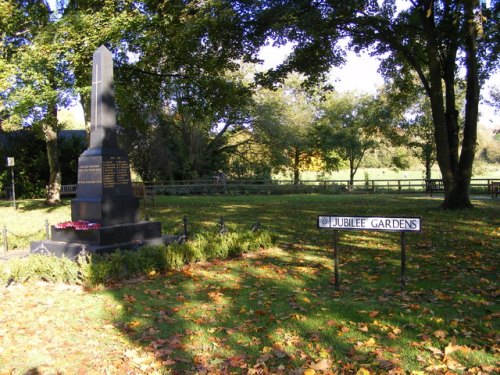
0;0;68;204
230;0;499;208
380;82;437;180
315;92;379;186
115;61;254;181
252;75;320;184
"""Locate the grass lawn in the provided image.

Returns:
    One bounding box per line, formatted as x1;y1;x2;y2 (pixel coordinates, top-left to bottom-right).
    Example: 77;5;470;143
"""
0;194;499;374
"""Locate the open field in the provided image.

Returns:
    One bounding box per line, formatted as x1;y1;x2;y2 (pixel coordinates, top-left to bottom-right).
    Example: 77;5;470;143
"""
280;165;500;181
0;195;499;374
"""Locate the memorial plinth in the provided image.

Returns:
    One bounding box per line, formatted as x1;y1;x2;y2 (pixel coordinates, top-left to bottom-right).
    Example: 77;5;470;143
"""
71;149;140;226
30;46;170;258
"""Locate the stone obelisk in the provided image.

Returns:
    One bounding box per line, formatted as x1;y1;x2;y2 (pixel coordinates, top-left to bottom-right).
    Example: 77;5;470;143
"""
71;45;139;225
30;45;166;257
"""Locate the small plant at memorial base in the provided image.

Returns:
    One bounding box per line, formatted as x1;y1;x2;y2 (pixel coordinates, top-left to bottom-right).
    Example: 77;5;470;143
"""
0;254;80;285
0;228;275;287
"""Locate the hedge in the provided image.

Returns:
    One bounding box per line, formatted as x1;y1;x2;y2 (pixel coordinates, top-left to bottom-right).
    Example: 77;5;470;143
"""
0;229;275;287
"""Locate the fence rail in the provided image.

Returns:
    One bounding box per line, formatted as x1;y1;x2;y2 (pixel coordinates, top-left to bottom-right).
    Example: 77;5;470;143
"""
57;178;499;197
132;178;499;196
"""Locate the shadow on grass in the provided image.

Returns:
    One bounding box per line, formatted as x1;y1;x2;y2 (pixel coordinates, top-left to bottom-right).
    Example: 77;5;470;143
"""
90;194;499;373
5;198;71;213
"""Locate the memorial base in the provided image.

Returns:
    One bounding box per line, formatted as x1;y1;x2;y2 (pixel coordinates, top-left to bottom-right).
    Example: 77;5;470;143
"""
29;221;180;259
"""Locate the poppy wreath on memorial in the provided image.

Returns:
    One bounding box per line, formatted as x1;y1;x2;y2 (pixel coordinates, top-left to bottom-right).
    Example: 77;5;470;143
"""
55;221;101;231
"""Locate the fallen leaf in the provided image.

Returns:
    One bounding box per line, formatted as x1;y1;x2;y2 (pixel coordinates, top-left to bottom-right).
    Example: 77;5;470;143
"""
369;310;379;318
359;324;369;332
356;368;371;375
433;329;447;339
123;294;136;303
340;326;350;333
365;337;376;346
309;359;331;371
444;343;470;356
425;364;447;371
227;354;246;367
427;346;443;357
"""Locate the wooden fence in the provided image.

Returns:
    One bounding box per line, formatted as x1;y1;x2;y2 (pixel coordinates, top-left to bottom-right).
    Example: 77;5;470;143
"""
58;178;498;197
135;178;498;196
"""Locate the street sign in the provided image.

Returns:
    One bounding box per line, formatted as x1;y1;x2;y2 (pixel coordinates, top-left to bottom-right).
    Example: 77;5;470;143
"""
6;157;14;167
318;214;422;292
318;215;421;232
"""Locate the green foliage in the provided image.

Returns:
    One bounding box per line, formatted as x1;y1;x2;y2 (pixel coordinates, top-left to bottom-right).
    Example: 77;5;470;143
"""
314;92;380;183
0;130;86;198
0;229;275;287
0;129;49;198
0;254;79;285
252;74;324;183
189;230;274;261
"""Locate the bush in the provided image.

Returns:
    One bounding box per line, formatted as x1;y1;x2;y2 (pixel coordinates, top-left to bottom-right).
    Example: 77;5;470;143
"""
0;254;79;285
0;229;276;287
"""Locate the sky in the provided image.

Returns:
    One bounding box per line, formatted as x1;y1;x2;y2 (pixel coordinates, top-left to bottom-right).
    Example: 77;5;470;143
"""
258;43;499;128
258;42;385;93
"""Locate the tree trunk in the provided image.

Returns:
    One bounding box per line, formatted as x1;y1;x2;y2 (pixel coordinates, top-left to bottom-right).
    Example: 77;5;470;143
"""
293;148;300;185
349;157;355;191
44;103;61;205
440;1;479;209
425;155;432;181
79;93;91;146
420;1;478;209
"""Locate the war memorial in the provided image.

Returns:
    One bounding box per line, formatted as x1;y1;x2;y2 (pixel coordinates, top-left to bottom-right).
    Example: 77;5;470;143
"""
30;46;166;257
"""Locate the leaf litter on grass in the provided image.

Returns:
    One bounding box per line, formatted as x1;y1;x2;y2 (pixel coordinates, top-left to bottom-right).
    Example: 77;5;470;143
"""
0;195;498;374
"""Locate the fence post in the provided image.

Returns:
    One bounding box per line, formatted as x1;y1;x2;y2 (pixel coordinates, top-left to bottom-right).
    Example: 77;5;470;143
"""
398;180;401;194
45;219;50;240
183;215;188;241
219;217;227;234
3;225;7;253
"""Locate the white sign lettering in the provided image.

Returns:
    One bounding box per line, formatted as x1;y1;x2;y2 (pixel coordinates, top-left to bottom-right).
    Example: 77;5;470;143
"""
318;215;421;232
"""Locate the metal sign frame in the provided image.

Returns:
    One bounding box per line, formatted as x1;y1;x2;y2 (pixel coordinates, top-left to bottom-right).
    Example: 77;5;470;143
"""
318;215;422;292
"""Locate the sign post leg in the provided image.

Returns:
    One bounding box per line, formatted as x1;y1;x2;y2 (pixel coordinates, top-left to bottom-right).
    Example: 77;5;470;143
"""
333;230;340;291
400;232;406;292
10;167;16;210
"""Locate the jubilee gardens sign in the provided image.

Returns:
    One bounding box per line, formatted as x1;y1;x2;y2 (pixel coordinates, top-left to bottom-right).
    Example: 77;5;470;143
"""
317;215;421;292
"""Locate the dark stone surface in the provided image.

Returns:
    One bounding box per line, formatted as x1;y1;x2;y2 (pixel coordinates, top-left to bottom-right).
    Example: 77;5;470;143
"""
51;221;161;245
71;197;139;226
30;235;181;259
73;146;139;225
90;46;117;148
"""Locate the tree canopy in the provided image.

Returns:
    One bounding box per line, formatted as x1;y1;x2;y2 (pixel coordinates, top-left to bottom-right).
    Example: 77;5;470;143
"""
1;0;498;208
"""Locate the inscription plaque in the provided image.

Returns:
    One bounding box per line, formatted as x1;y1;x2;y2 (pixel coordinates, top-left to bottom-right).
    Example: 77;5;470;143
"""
102;156;131;189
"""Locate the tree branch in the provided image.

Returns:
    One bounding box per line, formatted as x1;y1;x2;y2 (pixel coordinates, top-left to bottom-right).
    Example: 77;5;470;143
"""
117;65;189;79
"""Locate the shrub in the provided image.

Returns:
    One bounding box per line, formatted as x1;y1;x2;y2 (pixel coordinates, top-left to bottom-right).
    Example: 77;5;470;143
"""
0;229;276;287
1;254;79;284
